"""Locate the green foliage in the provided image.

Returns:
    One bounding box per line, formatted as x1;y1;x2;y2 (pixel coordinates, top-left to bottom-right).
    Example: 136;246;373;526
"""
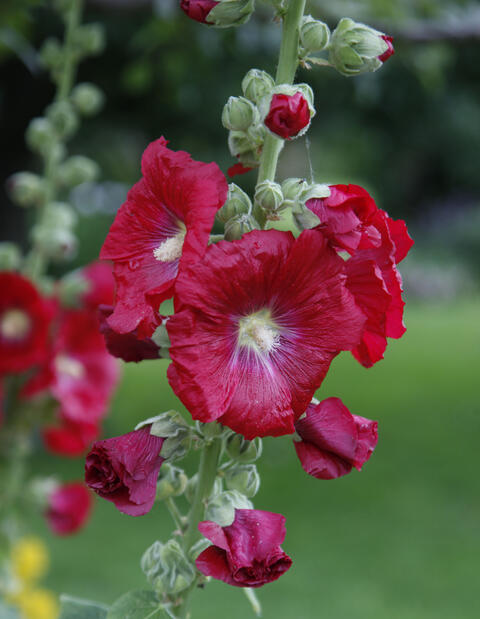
59;595;108;619
107;590;162;619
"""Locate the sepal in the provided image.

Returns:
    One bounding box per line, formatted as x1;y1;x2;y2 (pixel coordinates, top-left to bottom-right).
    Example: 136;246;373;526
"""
225;464;260;498
205;490;253;526
207;0;255;28
136;411;192;461
141;540;195;596
156;464;188;501
225;434;263;463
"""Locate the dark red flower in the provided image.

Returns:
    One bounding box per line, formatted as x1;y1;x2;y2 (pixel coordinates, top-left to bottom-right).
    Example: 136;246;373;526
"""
196;509;292;587
43;417;100;457
379;35;395;63
294;398;378;480
167;229;365;439
0;272;53;374
100;137;228;336
46;482;92;535
264;92;310;140
227;162;253;178
180;0;219;24
85;427;165;516
80;261;115;310
98;305;161;363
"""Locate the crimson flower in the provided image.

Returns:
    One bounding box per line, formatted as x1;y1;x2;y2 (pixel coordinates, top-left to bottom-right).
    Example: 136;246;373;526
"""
196;509;292;587
167;229;365;439
227;162;253;178
43;418;99;457
264;92;310;140
46;482;92;535
85;428;165;516
180;0;219;24
79;261;115;310
294;398;378;480
379;35;395;63
0;272;53;374
100;137;228;337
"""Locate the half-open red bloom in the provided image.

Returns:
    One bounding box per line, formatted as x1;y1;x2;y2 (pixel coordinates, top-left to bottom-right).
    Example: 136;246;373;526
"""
196;509;292;587
264;92;310;140
167;229;365;439
46;482;92;535
379;35;395;63
0;272;53;374
100;137;228;336
294;398;378;480
85;427;164;516
180;0;219;24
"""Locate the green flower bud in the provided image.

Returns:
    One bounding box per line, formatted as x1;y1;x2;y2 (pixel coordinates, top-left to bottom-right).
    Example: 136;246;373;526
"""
217;184;252;224
141;540;195;596
207;0;255;28
254;180;283;218
222;96;258;132
242;68;275;103
224;213;259;241
25;117;56;155
205;490;253;526
7;172;47;208
39;38;63;72
329;18;391;77
73;23;106;57
43;202;77;229
46;101;78;139
300;16;330;52
156;464;188;501
185;474;223;504
0;243;22;271
281;177;309;201
71;83;105;116
225;464;260;498
58;269;89;307
58;156;100;188
31;226;77;261
196;421;225;440
225;434;263;463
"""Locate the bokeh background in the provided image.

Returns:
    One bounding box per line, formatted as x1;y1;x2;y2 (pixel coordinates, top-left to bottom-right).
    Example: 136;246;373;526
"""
1;1;479;617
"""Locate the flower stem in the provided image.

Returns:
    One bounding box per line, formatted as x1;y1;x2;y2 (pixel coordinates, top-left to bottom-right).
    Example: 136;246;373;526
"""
165;497;186;533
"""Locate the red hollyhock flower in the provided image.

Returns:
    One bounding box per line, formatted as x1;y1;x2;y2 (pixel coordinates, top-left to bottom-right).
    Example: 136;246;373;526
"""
264;92;310;140
80;261;115;310
85;427;165;516
46;482;92;535
0;272;53;374
180;0;219;24
167;229;365;439
98;305;161;363
196;509;292;587
294;398;378;480
43;417;100;457
100;137;228;336
227;162;253;178
379;35;395;63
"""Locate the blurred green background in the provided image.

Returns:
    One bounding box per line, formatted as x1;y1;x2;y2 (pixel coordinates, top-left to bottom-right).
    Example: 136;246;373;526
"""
1;0;479;617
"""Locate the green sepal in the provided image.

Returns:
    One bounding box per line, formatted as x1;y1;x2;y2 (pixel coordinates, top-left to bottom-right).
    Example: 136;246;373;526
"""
135;411;192;462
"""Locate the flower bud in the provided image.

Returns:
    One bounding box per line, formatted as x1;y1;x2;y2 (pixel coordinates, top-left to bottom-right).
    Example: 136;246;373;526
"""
225;464;260;498
225;434;263;463
216;183;252;223
281;177;309;201
156;464;188;501
259;84;315;140
224;213;259;241
43;201;77;230
73;23;105;57
185;474;222;504
329;18;395;77
254;180;283;218
141;539;195;596
58;270;89;307
25;117;56;155
196;421;225;440
207;0;255;28
7;172;47;208
242;68;275;103
46;100;78;139
180;0;219;24
300;15;330;52
57;156;100;188
31;226;77;261
39;38;63;72
205;490;252;526
0;243;22;271
71;83;104;117
222;96;258;132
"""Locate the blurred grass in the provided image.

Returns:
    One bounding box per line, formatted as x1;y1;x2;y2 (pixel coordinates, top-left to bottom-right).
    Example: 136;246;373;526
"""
28;299;479;619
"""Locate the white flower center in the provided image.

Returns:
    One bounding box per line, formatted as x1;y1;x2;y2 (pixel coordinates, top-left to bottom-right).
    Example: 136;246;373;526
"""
237;309;280;355
55;354;85;379
153;229;186;263
0;309;31;340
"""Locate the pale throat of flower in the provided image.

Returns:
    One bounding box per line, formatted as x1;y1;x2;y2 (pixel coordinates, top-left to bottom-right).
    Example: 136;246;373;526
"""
55;354;85;379
237;308;281;355
0;309;31;340
153;223;186;263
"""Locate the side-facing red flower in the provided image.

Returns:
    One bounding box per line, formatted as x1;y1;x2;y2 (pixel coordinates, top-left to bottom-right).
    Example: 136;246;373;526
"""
196;509;292;587
85;427;165;516
167;229;365;439
0;272;53;374
43;417;100;457
294;398;378;480
180;0;219;24
46;482;92;535
100;137;228;336
264;92;311;140
379;35;395;63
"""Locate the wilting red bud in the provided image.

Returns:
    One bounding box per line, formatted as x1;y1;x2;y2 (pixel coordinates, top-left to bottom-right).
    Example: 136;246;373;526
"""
379;35;395;62
46;482;92;535
264;92;310;140
180;0;219;24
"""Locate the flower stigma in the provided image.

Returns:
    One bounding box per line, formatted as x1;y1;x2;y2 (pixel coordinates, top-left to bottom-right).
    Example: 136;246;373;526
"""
0;309;31;340
153;224;186;262
237;308;281;355
55;355;85;379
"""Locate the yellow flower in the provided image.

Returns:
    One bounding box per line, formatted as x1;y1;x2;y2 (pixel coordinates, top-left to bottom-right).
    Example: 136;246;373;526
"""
11;537;49;584
15;588;60;619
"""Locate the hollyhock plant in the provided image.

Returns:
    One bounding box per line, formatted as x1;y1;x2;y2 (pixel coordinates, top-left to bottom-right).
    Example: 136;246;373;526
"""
294;398;378;480
264;92;311;139
100;137;228;337
180;0;219;24
167;229;365;439
46;482;92;536
196;509;292;587
85;427;165;516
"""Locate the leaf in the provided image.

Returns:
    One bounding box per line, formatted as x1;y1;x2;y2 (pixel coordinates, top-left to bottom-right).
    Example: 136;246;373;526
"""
59;595;108;619
106;590;163;619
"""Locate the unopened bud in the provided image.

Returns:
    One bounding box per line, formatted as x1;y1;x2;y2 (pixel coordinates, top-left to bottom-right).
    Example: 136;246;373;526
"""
207;0;255;28
217;184;252;224
205;490;252;526
71;83;105;116
25;117;56;155
225;464;260;498
242;68;275;103
141;539;195;596
225;434;263;463
46;101;78;139
222;96;258;132
300;16;330;52
156;464;188;501
39;38;63;72
281;177;309;202
58;270;89;307
0;243;22;271
73;23;105;57
31;226;77;261
196;421;224;440
58;156;100;188
224;213;259;241
254;180;283;218
7;172;47;208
